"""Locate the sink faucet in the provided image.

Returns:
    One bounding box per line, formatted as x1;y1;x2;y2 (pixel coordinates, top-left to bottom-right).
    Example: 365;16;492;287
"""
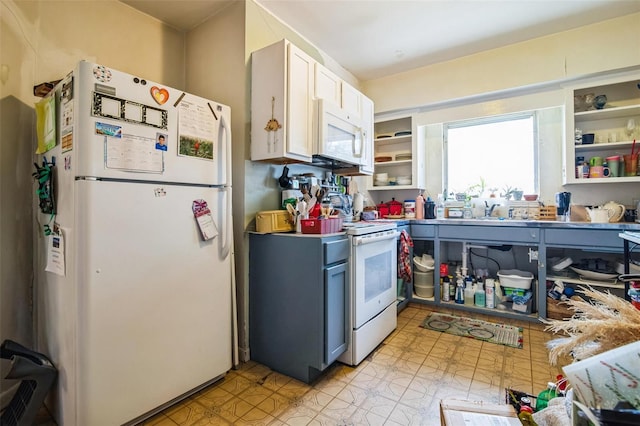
484;201;500;217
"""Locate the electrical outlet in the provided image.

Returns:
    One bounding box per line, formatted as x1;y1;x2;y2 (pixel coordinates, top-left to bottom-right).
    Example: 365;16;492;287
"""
528;248;539;262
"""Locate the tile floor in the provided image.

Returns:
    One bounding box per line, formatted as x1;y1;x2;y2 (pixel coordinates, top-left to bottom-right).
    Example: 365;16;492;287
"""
135;303;568;426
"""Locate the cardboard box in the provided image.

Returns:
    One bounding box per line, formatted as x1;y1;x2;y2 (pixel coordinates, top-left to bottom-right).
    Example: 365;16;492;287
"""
440;399;520;426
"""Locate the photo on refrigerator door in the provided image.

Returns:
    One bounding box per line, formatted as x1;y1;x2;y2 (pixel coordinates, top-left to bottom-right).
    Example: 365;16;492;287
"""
179;136;213;160
177;100;217;160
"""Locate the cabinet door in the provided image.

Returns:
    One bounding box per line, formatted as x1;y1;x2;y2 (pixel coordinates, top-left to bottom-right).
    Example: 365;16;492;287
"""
324;262;348;365
360;96;374;174
314;63;341;106
287;43;314;160
342;81;361;117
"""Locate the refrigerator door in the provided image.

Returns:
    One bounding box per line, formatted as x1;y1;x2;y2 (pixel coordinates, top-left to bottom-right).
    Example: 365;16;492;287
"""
74;179;232;425
71;61;231;186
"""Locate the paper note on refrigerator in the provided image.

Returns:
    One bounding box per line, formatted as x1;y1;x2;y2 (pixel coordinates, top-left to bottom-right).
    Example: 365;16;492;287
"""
35;96;57;154
192;199;218;241
45;232;66;276
105;134;163;173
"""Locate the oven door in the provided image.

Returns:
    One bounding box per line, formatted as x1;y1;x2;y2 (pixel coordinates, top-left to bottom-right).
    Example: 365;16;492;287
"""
352;230;398;329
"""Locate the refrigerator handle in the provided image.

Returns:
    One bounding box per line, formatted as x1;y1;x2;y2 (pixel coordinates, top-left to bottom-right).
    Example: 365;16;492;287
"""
220;113;232;260
221;186;231;260
220;113;232;187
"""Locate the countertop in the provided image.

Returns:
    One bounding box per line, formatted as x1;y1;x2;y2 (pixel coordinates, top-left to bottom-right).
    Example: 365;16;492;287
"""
249;218;640;238
397;218;640;229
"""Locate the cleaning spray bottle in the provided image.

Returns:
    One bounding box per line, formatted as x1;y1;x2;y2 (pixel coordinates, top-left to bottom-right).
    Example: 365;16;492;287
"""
535;382;558;411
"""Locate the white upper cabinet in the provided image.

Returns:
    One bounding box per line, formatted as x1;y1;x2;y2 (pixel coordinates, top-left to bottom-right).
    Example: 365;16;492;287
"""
341;81;362;117
314;63;361;117
563;73;640;184
314;64;341;107
251;40;373;175
251;40;314;163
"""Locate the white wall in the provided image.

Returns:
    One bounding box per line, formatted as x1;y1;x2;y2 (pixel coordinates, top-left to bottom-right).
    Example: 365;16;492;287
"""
362;12;640;209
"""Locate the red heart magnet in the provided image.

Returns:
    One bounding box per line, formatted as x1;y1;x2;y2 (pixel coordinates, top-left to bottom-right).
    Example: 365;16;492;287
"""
150;86;169;105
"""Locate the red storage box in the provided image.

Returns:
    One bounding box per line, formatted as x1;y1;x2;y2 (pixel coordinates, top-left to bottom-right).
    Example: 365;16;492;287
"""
300;217;344;234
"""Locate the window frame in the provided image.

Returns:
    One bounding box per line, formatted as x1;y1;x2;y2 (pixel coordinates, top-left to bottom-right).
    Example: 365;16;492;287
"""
443;110;539;197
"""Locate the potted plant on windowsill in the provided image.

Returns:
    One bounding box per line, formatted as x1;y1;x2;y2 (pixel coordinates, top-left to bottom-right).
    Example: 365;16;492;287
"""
501;186;523;201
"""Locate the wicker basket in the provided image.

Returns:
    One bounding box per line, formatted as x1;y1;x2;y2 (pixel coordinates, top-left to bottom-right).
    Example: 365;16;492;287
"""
546;296;580;320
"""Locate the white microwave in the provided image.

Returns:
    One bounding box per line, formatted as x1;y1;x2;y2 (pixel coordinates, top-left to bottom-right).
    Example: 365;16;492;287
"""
314;98;364;167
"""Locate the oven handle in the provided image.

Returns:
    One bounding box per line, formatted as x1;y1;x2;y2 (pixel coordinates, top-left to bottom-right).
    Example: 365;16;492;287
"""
353;231;398;245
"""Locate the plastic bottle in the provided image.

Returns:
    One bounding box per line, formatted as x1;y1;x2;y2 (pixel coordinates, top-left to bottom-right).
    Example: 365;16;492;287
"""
455;278;464;304
442;276;450;302
535;382;558;411
464;281;475;305
415;192;425;219
475;284;486;307
485;279;495;308
448;276;455;300
436;194;445;219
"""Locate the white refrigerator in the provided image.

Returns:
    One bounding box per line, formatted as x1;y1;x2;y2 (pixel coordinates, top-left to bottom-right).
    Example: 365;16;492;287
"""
34;61;235;425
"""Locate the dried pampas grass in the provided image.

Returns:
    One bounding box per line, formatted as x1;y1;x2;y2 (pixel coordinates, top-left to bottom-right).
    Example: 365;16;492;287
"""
541;286;640;365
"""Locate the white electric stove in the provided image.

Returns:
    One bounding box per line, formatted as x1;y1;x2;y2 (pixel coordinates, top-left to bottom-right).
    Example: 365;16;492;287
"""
339;220;398;365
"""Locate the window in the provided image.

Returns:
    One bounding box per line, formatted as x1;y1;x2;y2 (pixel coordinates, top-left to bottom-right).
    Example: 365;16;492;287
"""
444;112;537;198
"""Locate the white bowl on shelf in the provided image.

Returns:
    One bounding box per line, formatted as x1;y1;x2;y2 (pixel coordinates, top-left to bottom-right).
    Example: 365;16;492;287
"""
396;176;411;185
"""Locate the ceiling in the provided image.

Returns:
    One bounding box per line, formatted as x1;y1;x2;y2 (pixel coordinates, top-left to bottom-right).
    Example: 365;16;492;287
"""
120;0;640;81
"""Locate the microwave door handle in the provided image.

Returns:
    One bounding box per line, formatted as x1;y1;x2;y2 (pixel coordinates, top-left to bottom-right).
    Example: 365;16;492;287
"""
352;126;364;158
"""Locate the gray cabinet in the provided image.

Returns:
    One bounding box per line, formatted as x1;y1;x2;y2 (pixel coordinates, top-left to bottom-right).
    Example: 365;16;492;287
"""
249;233;349;383
409;221;635;321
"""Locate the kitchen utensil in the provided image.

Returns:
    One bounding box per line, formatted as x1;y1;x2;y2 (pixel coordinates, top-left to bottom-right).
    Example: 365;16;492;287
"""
376;201;389;218
623;153;638;176
425;199;436;219
589;165;610;178
555;192;571;221
593;94;607;109
601;201;625;222
581;133;595;144
589;156;603;167
626;119;637;140
375;156;393;163
585;207;612;223
551;257;573;271
388;198;403;215
278;165;292;188
569;266;618;281
605;155;620;177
